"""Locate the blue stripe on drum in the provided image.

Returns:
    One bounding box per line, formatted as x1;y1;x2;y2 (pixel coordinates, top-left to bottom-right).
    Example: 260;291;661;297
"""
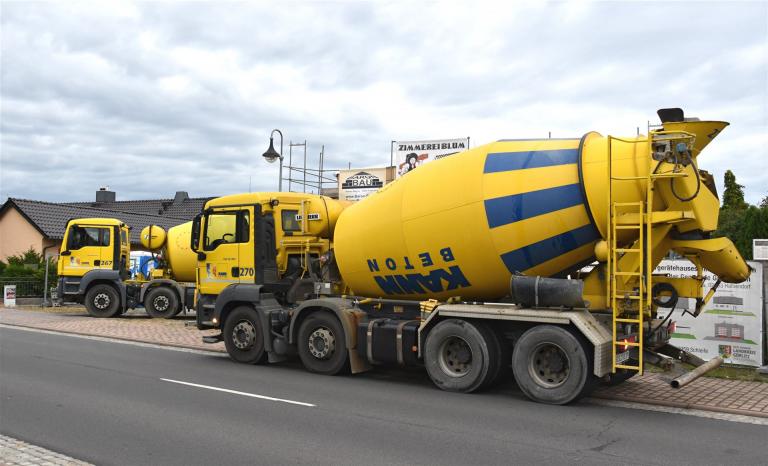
499;224;600;273
483;148;579;173
484;184;584;228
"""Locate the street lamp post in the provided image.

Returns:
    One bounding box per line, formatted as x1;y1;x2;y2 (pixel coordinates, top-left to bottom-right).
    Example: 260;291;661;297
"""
262;129;284;192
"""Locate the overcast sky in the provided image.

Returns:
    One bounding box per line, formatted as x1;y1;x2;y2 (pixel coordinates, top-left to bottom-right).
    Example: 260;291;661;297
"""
1;1;766;204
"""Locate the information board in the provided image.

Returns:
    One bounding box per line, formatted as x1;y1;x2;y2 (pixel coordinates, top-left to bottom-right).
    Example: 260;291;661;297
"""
655;260;764;366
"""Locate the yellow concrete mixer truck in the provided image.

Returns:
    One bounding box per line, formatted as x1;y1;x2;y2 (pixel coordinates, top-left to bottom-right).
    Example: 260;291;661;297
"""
194;108;750;404
57;219;198;318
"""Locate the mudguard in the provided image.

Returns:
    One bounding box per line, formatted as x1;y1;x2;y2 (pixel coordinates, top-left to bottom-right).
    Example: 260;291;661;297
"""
213;284;265;323
139;279;188;307
288;298;370;374
79;269;127;309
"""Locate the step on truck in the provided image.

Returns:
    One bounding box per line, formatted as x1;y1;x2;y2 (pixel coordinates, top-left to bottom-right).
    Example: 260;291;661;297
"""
195;108;751;404
57;218;198;318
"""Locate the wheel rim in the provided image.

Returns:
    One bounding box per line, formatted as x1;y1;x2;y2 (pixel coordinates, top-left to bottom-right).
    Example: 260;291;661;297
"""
153;295;169;312
232;320;257;350
437;336;473;377
94;293;110;310
528;342;571;388
307;327;335;360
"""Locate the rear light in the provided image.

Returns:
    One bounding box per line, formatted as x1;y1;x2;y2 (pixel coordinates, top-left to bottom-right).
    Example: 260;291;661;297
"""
621;335;637;352
668;321;676;334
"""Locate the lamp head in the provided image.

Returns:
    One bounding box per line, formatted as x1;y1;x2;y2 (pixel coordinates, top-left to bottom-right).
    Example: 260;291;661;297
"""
262;137;281;163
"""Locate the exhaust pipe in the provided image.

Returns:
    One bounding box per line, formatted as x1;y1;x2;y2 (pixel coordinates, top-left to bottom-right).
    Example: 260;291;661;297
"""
670;356;723;388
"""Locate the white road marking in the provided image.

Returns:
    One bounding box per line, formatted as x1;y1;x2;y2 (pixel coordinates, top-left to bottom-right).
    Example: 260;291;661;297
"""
0;323;226;357
586;398;768;425
161;378;316;407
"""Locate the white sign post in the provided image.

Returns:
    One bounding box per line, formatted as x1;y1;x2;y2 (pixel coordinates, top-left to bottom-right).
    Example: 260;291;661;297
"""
4;285;17;308
655;259;764;366
754;239;768;260
393;138;469;178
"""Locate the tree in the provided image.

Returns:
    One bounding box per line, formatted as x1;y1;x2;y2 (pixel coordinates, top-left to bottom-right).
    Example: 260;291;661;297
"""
721;170;747;211
760;195;768;210
1;247;57;282
714;171;763;259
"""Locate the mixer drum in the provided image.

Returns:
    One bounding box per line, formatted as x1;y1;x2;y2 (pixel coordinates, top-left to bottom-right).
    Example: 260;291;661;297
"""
334;138;603;300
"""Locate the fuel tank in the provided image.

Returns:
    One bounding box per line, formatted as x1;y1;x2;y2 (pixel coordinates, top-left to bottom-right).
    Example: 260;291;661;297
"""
333;120;746;301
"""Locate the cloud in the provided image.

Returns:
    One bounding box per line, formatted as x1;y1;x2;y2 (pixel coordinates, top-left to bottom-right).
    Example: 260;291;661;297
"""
1;1;766;204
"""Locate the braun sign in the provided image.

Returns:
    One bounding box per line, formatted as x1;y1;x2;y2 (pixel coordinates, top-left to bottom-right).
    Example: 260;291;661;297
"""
338;168;388;202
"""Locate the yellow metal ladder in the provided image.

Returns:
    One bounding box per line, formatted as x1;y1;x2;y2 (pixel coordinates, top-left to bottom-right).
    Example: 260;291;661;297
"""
606;136;654;375
610;201;645;373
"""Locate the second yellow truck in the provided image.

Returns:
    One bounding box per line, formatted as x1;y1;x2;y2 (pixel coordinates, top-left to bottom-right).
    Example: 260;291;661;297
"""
57;219;197;318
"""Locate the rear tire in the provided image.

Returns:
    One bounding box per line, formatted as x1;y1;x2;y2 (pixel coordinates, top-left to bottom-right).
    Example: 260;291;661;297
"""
298;312;348;375
223;306;267;364
424;319;495;393
511;325;595;405
144;287;179;319
477;323;510;389
85;284;121;318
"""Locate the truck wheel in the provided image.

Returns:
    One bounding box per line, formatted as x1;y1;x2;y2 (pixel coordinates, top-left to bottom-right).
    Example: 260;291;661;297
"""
144;287;179;319
424;319;495;393
223;306;267;364
476;323;510;389
85;284;121;318
297;312;348;375
511;325;595;405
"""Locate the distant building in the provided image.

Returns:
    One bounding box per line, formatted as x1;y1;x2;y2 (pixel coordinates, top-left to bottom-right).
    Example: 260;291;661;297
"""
714;322;745;340
0;188;212;261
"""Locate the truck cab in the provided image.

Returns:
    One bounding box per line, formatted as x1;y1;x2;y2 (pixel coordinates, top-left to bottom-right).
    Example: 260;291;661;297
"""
193;192;344;328
57;218;130;316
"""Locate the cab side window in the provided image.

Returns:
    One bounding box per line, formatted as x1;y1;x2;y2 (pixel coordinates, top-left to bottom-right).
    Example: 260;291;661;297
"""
67;226;110;250
204;210;249;250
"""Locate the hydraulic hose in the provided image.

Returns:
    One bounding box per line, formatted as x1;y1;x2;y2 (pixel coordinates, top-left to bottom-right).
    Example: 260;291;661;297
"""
670;151;701;202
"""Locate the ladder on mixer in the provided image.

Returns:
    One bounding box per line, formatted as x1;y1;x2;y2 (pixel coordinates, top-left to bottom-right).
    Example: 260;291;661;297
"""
606;136;654;375
610;201;646;373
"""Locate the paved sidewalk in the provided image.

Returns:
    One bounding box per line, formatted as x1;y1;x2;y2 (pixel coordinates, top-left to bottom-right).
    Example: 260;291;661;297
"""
0;434;92;465
2;307;766;418
0;306;225;353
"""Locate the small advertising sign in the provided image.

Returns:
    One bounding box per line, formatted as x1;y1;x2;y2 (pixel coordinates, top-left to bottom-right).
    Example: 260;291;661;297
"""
393;138;469;178
655;259;764;366
338;167;388;202
4;285;17;308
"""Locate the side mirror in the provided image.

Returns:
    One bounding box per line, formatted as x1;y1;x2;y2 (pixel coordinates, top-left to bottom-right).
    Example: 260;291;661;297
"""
191;214;201;252
61;250;71;256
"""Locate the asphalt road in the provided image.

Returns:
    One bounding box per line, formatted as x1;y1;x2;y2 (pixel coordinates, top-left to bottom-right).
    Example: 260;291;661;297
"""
1;326;767;466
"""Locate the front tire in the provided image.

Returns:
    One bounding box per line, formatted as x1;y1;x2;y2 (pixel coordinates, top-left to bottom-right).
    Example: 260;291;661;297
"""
424;319;496;393
144;287;179;319
85;284;121;318
511;325;595;405
297;312;348;375
223;306;267;364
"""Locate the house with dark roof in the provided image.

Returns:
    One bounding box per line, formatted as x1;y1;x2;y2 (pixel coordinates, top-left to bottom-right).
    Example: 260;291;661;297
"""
0;188;212;261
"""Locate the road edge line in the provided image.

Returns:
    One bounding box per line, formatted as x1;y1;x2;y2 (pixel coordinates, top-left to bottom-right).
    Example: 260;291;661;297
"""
587;397;768;424
0;323;227;356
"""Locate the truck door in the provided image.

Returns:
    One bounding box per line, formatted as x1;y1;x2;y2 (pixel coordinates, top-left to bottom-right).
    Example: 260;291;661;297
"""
119;226;130;278
60;224;112;277
236;207;255;284
198;208;249;295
